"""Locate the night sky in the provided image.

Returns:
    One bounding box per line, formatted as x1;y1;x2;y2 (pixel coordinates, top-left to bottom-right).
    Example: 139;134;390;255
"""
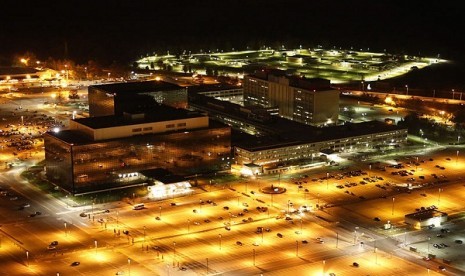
1;1;464;66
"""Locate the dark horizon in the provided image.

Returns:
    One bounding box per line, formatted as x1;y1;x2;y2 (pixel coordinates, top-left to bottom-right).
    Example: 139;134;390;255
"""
1;1;464;66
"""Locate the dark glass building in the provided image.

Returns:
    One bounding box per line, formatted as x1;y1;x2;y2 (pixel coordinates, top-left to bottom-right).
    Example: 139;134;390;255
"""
44;107;231;195
88;80;187;117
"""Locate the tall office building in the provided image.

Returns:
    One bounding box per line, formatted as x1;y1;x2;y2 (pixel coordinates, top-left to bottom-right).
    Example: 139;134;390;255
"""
243;69;339;126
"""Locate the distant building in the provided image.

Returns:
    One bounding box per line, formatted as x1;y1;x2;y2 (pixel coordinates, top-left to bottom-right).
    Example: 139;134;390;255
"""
186;83;243;101
142;168;193;199
405;209;448;229
243;69;339;126
188;92;407;173
234;121;407;173
0;67;57;84
88;80;187;117
44;106;231;195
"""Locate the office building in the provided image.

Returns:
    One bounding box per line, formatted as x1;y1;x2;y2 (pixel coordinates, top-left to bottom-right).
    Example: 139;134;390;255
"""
44;105;231;195
243;69;339;125
188;92;407;174
88;80;187;117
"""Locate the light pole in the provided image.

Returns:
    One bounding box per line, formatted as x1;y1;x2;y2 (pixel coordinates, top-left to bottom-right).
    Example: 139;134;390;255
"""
143;226;146;245
253;249;256;266
199;199;202;212
326;172;329;189
438;188;442;206
375;247;378;264
128;258;131;276
369;164;371;177
64;222;67;237
456;150;460;165
219;234;222;250
26;250;29;267
94;240;98;255
391;197;395;215
427;236;431;253
173;242;176;267
458;136;461;145
405;84;409;95
296;240;299;257
159;206;162;218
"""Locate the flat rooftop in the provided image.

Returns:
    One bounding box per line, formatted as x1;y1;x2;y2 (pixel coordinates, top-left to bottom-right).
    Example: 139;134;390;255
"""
46;119;226;146
73;105;205;129
405;209;448;221
249;69;332;91
186;83;242;94
189;93;406;152
139;168;186;184
234;120;406;152
89;80;183;94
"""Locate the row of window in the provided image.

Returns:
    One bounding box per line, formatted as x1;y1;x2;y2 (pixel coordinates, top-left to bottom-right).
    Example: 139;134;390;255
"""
166;122;187;129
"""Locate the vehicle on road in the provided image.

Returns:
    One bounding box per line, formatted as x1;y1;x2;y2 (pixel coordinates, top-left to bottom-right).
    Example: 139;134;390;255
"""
133;203;145;210
277;233;283;238
71;261;80;266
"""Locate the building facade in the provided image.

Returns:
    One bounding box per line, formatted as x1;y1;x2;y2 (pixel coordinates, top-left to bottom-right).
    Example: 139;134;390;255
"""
234;121;408;172
88;80;187;117
44;108;231;195
243;70;340;125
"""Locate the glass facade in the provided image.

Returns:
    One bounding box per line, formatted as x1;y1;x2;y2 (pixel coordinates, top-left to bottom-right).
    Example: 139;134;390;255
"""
88;86;188;117
45;126;231;194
